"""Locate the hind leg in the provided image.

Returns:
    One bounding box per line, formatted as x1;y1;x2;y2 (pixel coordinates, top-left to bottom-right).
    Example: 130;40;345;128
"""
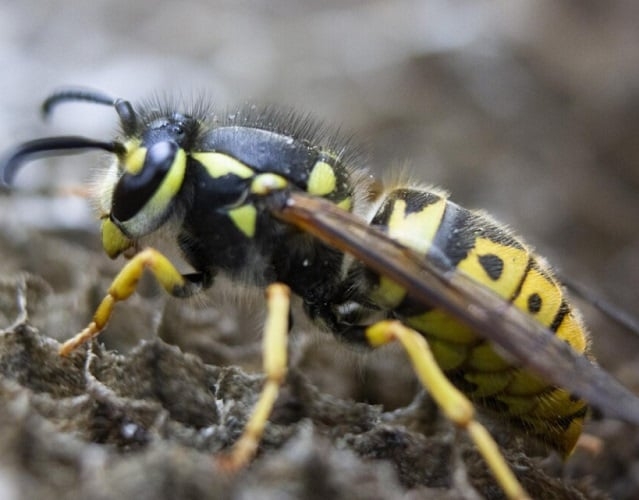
366;319;529;500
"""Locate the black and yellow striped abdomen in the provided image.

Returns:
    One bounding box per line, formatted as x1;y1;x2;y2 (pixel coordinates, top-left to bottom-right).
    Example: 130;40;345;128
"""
366;187;589;456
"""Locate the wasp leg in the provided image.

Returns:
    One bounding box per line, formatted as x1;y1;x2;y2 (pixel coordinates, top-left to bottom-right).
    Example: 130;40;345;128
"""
59;247;210;356
366;320;530;500
217;283;290;472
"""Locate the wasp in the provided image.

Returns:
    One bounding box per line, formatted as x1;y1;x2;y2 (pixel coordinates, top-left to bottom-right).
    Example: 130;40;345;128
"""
2;88;639;500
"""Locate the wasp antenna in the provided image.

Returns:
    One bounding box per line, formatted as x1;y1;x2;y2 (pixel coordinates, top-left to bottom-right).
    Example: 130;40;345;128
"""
113;98;138;136
41;88;138;136
41;88;118;118
0;136;125;187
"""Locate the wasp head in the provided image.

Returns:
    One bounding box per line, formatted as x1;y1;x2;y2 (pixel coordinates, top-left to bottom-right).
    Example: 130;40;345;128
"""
0;88;198;259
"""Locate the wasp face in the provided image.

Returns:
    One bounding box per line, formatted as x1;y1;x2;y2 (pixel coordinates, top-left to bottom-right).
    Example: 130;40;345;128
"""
99;114;199;258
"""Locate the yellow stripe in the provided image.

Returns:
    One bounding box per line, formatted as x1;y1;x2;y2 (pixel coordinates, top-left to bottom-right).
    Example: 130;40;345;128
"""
464;371;512;397
387;198;447;255
530;390;586;418
495;394;538;416
512;267;561;326
373;276;407;308
457;238;529;299
370;197;446;309
554;312;588;353
336;197;352;211
506;370;549;396
121;148;188;236
147;148;187;213
250;173;288;195
467;342;512;371
228;205;258;238
407;310;478;343
192;152;254;179
428;339;469;371
307;161;336;196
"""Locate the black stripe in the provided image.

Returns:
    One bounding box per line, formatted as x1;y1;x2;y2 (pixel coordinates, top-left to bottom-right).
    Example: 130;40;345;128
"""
550;301;570;333
371;188;443;227
509;256;533;304
433;200;481;269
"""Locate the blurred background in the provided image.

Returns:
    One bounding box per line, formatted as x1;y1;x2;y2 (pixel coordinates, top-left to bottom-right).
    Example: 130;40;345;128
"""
0;0;638;496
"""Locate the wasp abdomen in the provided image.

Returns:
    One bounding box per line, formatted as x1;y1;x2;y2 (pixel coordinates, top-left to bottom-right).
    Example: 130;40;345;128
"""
366;187;589;455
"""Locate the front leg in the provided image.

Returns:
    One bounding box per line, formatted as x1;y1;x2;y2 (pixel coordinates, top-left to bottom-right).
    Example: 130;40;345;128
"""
59;247;213;356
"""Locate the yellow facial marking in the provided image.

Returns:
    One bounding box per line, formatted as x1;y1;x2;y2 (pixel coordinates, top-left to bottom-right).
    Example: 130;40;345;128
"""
124;144;146;175
146;148;187;214
228;204;258;238
307;161;337;196
119;148;187;236
191;152;254;179
101;218;133;258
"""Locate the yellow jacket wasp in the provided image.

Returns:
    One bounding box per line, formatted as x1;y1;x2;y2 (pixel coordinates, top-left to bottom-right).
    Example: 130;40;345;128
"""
2;87;639;500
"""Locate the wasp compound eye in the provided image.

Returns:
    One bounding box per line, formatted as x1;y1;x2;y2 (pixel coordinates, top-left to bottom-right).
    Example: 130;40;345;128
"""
111;141;179;222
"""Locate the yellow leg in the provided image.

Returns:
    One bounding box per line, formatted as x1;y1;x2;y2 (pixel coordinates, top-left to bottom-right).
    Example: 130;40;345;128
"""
217;283;291;472
59;248;188;356
366;320;530;500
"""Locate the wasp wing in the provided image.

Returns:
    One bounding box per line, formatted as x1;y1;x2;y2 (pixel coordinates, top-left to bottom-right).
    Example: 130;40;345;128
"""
267;190;639;425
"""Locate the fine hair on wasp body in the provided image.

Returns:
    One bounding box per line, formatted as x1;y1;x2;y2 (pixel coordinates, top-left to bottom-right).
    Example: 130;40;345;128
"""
3;87;639;500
